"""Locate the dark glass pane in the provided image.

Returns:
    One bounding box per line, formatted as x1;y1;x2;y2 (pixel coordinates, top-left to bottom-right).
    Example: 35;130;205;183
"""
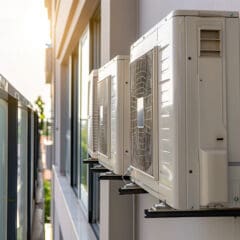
80;119;88;190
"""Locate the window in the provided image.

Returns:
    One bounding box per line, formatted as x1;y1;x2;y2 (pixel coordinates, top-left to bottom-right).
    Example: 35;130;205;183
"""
89;6;101;238
71;48;79;193
70;27;90;210
79;27;90;209
0;98;7;240
69;7;101;236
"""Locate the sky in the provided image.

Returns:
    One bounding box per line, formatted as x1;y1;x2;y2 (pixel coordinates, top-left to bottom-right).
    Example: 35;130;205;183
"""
0;0;51;117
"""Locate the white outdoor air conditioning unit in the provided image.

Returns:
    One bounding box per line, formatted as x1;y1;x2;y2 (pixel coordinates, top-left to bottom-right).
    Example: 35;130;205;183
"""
129;10;240;210
97;56;130;175
88;70;99;159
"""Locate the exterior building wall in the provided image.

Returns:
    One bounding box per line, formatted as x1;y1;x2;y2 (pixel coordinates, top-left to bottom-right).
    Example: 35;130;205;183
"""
53;167;97;240
58;0;99;63
55;0;76;56
138;0;240;35
101;0;138;65
54;60;62;169
49;0;240;239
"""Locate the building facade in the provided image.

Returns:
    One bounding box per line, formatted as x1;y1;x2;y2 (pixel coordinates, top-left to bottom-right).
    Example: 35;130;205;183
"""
45;0;240;239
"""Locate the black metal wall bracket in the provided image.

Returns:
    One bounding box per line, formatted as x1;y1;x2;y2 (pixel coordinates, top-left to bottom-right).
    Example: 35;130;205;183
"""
119;183;148;195
90;164;110;173
99;172;131;181
145;207;240;218
83;158;99;164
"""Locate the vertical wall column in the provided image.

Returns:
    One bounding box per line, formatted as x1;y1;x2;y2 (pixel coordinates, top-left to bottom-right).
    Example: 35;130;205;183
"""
54;61;69;174
54;61;61;170
60;64;69;174
101;0;138;65
100;1;138;239
100;180;133;240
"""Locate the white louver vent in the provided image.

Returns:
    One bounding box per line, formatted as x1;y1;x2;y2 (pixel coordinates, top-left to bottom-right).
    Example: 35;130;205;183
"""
110;76;117;158
130;50;154;176
158;44;174;188
87;71;99;157
200;29;221;57
97;76;111;158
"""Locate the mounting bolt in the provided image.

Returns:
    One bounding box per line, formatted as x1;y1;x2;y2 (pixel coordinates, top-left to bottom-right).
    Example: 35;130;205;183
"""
234;196;239;202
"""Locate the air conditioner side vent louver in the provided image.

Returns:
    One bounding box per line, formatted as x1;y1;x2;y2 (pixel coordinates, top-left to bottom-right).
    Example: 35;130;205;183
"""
200;29;221;57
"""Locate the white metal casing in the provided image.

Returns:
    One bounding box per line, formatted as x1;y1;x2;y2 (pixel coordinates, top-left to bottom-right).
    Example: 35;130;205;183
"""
130;10;240;209
98;56;130;175
87;70;99;159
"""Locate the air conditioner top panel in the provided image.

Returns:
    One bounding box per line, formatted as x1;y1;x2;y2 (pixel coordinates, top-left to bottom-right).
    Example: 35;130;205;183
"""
130;25;158;57
100;55;129;72
89;69;98;78
131;10;238;62
169;10;238;18
99;55;129;82
111;55;129;61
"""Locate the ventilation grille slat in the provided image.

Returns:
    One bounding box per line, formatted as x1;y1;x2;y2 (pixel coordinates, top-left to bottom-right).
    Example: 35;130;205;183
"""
200;29;221;57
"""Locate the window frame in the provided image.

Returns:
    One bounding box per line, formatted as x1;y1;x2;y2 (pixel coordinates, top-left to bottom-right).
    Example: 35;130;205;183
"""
0;92;8;240
78;25;90;210
70;48;80;195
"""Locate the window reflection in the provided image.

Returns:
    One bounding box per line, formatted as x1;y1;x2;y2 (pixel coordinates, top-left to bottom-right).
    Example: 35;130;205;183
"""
17;108;28;240
79;29;90;209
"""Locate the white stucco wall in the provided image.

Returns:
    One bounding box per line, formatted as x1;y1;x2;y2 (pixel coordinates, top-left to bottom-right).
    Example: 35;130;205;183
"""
101;0;138;65
55;0;75;55
138;0;240;35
